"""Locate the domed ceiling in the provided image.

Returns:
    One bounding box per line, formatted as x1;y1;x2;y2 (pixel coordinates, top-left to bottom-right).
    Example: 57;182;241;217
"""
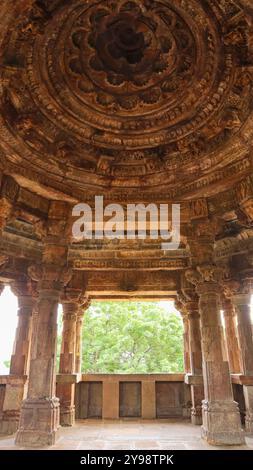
0;0;253;199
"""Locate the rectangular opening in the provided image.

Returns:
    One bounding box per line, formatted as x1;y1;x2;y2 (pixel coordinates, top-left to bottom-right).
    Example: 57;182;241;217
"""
75;381;102;419
156;381;184;418
119;381;141;418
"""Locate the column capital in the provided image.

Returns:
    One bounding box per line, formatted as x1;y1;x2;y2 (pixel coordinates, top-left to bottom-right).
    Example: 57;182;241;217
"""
174;297;187;317
10;277;33;298
61;271;87;306
224;277;252;306
180;271;198;301
186;265;224;294
222;297;237;317
34;201;73;243
28;263;72;292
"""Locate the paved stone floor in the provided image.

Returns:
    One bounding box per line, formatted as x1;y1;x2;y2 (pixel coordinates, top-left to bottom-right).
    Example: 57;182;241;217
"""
0;420;253;450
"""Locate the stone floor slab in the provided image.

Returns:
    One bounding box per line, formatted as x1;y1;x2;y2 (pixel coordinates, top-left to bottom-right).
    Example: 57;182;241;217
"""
0;419;252;451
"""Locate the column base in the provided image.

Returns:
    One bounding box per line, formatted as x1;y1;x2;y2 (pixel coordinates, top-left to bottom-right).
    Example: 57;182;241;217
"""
191;407;202;425
60;406;75;427
15;397;60;447
245;415;253;434
0;411;19;435
202;400;245;446
182;404;191;419
190;384;204;425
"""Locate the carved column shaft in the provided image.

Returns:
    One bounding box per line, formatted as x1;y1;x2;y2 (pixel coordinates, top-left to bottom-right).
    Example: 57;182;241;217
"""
231;285;253;434
75;297;90;374
186;216;244;445
57;274;88;427
197;276;244;445
222;299;241;374
57;302;79;427
75;310;84;374
233;293;253;376
188;305;202;376
198;281;232;400
28;282;61;399
0;280;33;436
187;302;204;426
10;287;33;376
182;313;191;374
16;201;72;448
60;303;78;374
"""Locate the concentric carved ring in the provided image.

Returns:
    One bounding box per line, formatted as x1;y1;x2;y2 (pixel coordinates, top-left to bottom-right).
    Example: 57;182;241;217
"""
27;0;233;148
0;0;252;195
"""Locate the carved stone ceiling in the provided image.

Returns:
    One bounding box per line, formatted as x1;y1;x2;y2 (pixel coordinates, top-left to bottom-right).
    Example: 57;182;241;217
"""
0;0;253;200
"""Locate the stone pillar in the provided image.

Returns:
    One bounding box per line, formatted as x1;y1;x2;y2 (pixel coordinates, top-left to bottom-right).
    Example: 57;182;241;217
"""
175;299;191;418
222;298;241;374
57;302;78;426
187;301;204;425
175;300;190;374
10;281;33;376
75;299;90;374
75;311;84;374
231;282;253;433
0;279;33;435
15;201;72;447
57;276;87;426
186;266;244;445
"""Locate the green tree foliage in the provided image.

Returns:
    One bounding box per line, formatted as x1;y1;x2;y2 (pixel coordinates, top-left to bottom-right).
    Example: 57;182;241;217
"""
81;302;184;373
3;360;10;370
